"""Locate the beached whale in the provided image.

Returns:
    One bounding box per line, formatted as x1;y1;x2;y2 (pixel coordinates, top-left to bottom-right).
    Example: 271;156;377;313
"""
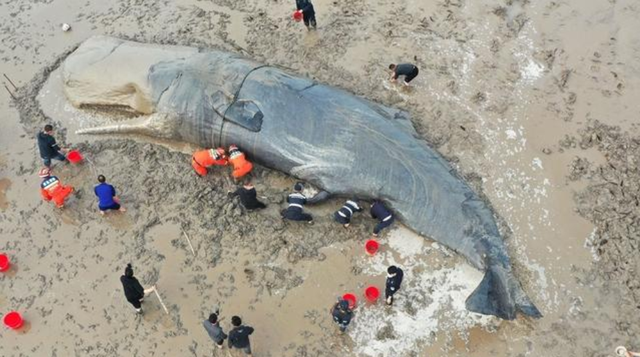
62;36;541;320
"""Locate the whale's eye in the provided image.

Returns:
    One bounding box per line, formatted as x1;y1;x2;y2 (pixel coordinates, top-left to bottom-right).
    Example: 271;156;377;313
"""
224;100;263;132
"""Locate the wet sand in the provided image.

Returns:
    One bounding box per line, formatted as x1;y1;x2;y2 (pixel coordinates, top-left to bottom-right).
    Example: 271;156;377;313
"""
1;0;639;356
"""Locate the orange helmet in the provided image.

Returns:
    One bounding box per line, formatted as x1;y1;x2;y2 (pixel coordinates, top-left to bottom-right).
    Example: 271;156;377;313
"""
38;167;52;178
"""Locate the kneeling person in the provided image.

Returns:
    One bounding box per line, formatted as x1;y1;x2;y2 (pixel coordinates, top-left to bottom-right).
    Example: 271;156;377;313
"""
230;180;267;210
228;145;253;180
39;167;74;209
95;175;126;215
281;182;313;224
192;148;227;177
334;199;362;228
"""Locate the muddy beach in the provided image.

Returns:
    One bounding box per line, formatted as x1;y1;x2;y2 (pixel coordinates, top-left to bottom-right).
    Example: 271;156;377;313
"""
1;0;639;356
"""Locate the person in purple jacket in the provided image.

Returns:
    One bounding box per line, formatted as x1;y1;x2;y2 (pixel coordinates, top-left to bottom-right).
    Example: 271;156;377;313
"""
94;175;126;215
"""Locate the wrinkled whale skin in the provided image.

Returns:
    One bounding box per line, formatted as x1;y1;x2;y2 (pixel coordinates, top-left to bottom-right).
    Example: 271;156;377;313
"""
64;36;541;320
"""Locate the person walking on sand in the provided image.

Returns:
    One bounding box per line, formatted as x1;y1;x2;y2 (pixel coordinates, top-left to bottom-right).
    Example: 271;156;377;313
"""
94;175;126;215
385;265;404;306
37;124;68;168
228;316;255;356
333;199;362;228
388;63;419;87
39;167;74;209
229;179;267;210
370;200;394;237
296;0;317;30
616;346;640;357
120;264;155;314
203;312;227;350
281;182;313;224
330;298;353;333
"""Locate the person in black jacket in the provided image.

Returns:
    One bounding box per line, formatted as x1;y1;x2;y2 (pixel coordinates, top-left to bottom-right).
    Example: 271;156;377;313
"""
281;182;313;224
296;0;317;30
228;316;255;356
37;124;67;168
333;199;362;228
120;264;155;314
370;200;395;237
388;63;419;87
330;299;353;333
229;180;267;210
385;265;404;305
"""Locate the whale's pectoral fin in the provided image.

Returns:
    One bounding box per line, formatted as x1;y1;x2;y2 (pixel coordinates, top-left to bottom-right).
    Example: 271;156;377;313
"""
307;191;331;205
75;113;180;140
465;264;543;320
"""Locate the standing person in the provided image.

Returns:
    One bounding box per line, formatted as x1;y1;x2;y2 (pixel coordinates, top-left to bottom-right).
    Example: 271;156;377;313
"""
228;145;253;180
370;200;394;237
229;180;267;210
330;299;353;333
388;63;419;87
296;0;317;30
37;124;67;168
281;182;313;224
39;167;74;209
94;175;126;215
228;316;255;357
385;265;404;306
192;147;228;177
120;264;155;314
333;199;362;228
203;312;227;350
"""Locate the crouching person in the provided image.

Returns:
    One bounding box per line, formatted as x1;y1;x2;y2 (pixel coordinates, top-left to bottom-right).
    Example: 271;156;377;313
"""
39;167;74;209
330;299;353;333
334;199;362;228
281;182;313;224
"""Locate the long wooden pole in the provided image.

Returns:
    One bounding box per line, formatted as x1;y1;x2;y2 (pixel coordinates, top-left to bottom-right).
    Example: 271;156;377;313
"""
3;74;17;90
182;229;196;256
154;288;169;314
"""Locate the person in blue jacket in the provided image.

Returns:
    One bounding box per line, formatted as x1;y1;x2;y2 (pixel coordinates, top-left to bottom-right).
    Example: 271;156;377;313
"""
296;0;317;30
370;200;394;237
94;175;126;215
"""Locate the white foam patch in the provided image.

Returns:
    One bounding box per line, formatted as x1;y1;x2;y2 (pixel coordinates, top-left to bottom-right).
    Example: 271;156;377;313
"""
387;229;424;259
352;228;493;357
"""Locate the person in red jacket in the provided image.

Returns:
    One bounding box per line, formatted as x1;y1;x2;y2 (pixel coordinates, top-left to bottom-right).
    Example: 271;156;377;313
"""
192;148;228;177
228;145;253;180
39;167;74;208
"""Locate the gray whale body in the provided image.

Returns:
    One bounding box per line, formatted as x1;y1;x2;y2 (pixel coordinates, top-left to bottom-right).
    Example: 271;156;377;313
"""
63;36;541;320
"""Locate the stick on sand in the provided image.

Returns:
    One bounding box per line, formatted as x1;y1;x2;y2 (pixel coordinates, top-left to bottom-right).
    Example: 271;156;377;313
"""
182;229;196;256
154;288;169;314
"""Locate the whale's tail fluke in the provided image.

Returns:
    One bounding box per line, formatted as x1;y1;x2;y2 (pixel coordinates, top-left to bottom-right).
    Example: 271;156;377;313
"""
465;263;542;320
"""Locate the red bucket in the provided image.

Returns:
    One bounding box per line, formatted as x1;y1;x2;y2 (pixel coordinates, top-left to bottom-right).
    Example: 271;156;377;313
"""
365;239;379;256
0;254;9;272
293;10;303;22
67;150;83;164
365;286;380;302
342;293;357;309
3;311;24;330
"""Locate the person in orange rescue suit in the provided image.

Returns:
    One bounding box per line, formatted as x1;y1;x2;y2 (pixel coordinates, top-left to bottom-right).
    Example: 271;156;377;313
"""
228;144;253;180
39;167;74;208
192;148;228;177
